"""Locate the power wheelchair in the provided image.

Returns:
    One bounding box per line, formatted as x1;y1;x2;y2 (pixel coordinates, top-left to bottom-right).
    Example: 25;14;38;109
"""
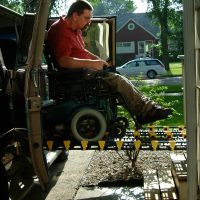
0;14;132;157
42;42;130;142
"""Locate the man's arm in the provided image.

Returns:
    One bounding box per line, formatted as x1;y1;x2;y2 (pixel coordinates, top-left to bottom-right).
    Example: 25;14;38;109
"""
58;56;109;71
85;49;100;60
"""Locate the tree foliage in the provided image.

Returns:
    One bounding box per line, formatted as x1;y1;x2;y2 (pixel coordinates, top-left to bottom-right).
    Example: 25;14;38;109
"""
0;0;136;17
168;10;183;61
0;0;39;13
48;0;136;16
144;0;183;70
91;0;136;16
0;0;26;13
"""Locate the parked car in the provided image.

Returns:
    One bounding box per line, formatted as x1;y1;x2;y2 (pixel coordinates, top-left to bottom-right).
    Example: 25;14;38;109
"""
116;58;167;79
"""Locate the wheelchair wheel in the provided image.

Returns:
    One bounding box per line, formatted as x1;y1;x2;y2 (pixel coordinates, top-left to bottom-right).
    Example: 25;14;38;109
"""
116;117;129;128
111;123;126;139
71;108;107;141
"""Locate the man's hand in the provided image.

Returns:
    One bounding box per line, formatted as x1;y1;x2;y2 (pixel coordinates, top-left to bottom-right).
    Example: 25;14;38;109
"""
90;59;110;71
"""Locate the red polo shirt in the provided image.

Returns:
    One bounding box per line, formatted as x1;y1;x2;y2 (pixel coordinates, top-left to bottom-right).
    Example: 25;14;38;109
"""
47;16;92;60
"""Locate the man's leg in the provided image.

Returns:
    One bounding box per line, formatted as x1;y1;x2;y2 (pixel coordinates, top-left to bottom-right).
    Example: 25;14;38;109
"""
103;72;172;125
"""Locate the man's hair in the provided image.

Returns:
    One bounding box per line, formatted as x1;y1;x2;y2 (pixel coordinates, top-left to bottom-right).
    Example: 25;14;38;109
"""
67;0;93;17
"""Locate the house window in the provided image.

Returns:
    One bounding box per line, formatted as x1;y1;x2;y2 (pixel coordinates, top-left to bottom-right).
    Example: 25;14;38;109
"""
116;41;135;54
116;42;123;47
138;41;146;57
116;42;132;47
128;22;135;31
123;42;131;47
138;41;145;55
137;41;154;58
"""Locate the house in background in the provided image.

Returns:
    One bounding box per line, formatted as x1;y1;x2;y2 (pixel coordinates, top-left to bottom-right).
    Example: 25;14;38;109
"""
116;13;159;65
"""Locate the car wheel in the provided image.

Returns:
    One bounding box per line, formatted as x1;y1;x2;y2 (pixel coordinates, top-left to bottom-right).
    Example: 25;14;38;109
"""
71;108;107;141
147;70;156;79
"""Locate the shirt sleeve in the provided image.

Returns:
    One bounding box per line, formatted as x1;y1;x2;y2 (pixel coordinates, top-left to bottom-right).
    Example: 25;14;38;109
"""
54;32;72;60
47;18;73;61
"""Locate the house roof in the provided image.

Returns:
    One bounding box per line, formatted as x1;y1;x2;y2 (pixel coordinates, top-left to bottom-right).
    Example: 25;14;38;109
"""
116;13;159;38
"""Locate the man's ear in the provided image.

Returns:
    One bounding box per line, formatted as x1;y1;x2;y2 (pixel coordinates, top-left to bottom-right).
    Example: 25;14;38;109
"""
73;12;79;21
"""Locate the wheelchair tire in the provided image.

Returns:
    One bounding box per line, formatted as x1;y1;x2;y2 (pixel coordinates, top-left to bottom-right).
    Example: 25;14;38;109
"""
116;117;129;128
71;108;107;142
111;123;126;139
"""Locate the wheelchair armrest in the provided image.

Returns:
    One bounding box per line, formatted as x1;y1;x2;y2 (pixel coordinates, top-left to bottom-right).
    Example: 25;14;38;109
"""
103;66;116;72
88;66;116;79
47;68;87;80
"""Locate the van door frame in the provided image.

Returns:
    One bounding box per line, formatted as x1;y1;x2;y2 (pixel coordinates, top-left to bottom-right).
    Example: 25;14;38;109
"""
24;0;50;190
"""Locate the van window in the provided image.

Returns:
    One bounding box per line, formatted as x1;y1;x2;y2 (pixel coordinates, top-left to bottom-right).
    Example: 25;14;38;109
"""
136;61;145;66
127;61;136;67
146;60;160;65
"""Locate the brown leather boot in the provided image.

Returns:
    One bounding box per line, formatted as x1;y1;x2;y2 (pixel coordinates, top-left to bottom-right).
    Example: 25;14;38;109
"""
136;107;173;125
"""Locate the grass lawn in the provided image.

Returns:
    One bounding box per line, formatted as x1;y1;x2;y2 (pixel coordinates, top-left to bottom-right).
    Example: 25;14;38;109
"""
140;84;184;127
164;85;183;93
140;84;183;93
166;62;183;76
153;95;184;127
119;83;184;128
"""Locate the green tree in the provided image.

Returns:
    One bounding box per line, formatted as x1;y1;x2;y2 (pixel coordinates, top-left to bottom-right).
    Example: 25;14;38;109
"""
0;0;40;13
0;0;136;16
91;0;136;15
0;0;25;13
168;10;183;62
47;0;136;17
143;0;183;70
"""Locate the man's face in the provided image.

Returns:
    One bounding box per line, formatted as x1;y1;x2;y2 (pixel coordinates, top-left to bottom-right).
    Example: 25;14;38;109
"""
76;9;92;31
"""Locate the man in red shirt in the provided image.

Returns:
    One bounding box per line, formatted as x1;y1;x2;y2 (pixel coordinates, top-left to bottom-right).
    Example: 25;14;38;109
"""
47;0;172;125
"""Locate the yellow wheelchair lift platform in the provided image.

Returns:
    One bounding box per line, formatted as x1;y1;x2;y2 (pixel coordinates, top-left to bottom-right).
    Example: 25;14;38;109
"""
44;126;187;151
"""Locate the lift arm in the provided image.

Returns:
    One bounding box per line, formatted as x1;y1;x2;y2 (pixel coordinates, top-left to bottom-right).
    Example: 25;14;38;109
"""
24;0;50;191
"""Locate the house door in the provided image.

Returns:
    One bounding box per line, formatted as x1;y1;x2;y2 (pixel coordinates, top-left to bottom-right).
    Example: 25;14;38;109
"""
145;40;153;57
138;41;145;58
138;41;153;58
